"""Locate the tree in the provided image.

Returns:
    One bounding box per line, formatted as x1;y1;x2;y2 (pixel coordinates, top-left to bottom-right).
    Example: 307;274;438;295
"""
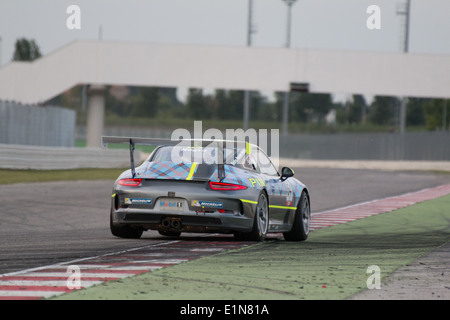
212;90;244;120
227;90;244;120
13;38;42;61
249;91;266;120
406;98;427;127
186;88;207;119
369;96;398;126
105;86;132;117
291;92;333;123
131;86;160;117
215;89;230;120
425;98;449;131
348;95;367;124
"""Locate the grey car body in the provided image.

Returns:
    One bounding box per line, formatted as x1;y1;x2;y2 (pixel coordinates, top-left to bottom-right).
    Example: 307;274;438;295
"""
105;137;311;241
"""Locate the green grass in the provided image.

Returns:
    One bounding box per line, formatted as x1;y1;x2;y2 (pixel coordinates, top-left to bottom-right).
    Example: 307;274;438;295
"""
103;114;407;134
54;194;450;300
0;168;126;185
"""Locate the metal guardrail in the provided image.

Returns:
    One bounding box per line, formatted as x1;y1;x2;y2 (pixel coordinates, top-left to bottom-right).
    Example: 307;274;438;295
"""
0;144;140;170
1;141;449;171
280;131;450;161
0;101;76;147
79;127;450;161
2;128;449;170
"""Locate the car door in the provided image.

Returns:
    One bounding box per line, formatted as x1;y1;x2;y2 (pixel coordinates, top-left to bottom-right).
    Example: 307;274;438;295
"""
254;148;292;231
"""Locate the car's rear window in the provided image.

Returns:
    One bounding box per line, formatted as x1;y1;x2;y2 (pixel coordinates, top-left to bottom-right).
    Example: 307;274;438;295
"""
151;146;242;165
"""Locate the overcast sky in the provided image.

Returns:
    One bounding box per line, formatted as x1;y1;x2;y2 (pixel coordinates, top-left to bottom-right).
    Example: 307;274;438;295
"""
1;0;449;101
2;0;450;63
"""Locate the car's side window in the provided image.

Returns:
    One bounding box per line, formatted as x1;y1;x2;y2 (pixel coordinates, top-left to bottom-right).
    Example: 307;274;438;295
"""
256;149;279;176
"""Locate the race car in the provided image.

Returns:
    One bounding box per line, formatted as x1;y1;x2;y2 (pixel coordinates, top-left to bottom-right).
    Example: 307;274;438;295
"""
102;136;311;241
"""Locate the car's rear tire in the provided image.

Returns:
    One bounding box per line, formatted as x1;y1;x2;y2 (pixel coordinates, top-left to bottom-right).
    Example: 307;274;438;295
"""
110;210;143;239
235;192;269;241
283;191;310;241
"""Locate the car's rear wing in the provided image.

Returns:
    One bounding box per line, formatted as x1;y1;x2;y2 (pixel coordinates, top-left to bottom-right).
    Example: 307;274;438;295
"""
102;136;253;181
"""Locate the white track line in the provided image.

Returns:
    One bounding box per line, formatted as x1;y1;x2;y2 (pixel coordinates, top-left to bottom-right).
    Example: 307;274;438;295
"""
0;240;178;278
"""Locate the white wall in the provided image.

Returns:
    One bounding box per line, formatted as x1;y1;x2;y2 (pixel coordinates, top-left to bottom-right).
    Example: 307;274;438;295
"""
1;40;449;104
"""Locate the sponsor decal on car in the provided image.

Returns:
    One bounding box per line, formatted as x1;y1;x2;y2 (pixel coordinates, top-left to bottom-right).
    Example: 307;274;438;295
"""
160;200;183;207
159;199;184;211
286;183;294;206
191;200;224;209
124;198;152;205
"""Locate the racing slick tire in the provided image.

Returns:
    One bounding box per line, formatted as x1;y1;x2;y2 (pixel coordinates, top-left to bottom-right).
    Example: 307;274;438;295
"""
110;210;143;239
235;192;269;241
284;190;310;241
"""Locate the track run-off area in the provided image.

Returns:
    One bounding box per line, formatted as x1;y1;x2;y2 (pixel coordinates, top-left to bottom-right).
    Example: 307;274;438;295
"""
1;182;449;299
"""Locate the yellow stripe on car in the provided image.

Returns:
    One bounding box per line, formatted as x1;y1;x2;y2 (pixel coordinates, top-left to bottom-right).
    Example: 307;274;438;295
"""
240;199;258;204
245;142;252;155
269;205;297;210
186;162;198;180
240;199;296;210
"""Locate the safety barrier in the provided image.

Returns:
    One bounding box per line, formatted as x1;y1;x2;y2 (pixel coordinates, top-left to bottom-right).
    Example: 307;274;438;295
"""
0;144;140;170
0;100;75;147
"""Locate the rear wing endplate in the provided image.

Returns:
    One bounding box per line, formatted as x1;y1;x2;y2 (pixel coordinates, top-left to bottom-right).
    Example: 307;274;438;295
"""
102;136;181;179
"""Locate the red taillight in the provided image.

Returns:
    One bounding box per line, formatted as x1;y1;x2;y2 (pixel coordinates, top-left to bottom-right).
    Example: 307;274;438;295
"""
118;178;142;187
209;181;247;191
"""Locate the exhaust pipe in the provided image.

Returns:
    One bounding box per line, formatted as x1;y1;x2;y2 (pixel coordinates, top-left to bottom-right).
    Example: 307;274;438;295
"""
171;219;181;229
161;218;182;229
162;219;171;228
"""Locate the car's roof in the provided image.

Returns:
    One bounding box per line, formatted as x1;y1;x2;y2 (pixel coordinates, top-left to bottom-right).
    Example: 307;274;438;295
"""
102;136;259;148
164;139;258;147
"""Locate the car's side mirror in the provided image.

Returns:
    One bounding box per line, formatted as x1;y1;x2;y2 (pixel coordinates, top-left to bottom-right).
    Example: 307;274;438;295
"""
280;167;294;180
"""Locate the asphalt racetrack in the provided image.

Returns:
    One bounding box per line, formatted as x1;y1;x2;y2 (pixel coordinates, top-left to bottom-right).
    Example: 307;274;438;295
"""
1;167;449;277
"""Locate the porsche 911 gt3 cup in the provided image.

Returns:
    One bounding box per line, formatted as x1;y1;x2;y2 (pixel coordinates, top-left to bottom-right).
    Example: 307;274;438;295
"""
102;137;311;241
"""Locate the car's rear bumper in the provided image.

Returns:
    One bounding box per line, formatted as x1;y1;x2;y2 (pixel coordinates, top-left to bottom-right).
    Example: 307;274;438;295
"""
110;179;258;233
111;210;254;233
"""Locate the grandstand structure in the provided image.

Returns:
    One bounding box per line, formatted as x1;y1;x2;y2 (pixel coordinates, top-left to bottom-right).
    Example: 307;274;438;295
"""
1;40;449;147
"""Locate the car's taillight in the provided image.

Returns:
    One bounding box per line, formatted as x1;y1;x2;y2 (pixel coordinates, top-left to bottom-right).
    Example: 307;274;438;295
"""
209;181;247;191
118;178;142;187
